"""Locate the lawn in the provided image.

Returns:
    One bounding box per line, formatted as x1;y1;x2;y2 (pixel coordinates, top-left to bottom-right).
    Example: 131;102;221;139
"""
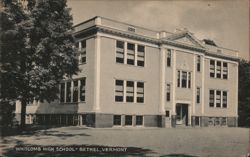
1;126;249;157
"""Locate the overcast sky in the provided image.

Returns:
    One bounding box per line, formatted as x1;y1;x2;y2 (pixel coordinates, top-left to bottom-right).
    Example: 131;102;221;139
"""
68;0;249;60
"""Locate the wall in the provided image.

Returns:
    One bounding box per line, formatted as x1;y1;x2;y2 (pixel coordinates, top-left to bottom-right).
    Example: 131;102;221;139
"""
203;57;238;117
99;36;161;115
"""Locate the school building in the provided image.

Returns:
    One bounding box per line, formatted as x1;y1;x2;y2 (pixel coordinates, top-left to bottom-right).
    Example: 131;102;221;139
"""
15;16;239;127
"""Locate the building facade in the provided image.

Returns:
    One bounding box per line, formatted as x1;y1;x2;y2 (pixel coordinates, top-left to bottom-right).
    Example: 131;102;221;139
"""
15;16;239;127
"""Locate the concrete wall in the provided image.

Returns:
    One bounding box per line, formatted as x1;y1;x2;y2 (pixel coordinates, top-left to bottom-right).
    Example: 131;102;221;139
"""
99;36;161;115
203;57;238;117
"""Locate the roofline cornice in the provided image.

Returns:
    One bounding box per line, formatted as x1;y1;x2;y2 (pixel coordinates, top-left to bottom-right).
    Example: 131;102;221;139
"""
73;25;239;62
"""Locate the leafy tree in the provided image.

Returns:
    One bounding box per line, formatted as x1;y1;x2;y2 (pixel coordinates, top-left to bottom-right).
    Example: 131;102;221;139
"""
238;60;250;127
0;0;79;129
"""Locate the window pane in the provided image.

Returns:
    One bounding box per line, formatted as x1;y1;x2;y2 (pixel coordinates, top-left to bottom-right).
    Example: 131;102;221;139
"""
113;115;121;125
216;61;221;78
136;116;143;125
116;41;124;63
73;80;78;102
137;45;144;52
117;41;124;49
210;60;215;77
137;82;144;103
209;90;214;107
125;115;132;125
80;79;85;102
167;49;171;67
216;90;221;107
66;82;71;102
115;80;123;102
223;91;227;108
182;72;187;88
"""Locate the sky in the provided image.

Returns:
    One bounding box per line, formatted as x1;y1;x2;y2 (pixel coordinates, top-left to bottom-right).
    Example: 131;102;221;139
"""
67;0;249;60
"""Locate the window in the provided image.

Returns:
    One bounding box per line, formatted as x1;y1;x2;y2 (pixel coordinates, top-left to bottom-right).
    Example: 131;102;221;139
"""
216;90;221;107
60;83;65;103
73;80;78;102
165;111;170;117
115;80;124;102
137;45;145;67
222;91;227;108
113;115;121;125
188;72;191;88
223;62;228;79
177;71;180;87
167;49;171;67
116;41;124;63
126;81;134;102
196;87;200;104
60;78;86;103
136;116;143;125
197;56;201;72
116;40;145;67
80;78;85;102
182;71;187;88
137;82;144;103
79;40;86;64
166;84;170;101
209;90;215;107
210;60;215;77
177;71;191;89
125;115;132;125
66;82;71;102
127;43;135;65
216;61;221;78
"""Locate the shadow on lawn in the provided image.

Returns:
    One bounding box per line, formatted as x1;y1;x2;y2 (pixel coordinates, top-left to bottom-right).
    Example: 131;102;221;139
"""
160;154;198;157
1;125;89;137
3;144;157;157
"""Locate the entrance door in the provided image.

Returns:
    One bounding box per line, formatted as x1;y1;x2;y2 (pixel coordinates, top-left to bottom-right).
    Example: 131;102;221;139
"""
176;104;188;126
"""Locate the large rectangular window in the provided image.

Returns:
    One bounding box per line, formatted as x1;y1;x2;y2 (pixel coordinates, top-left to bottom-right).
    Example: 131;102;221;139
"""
79;40;86;64
127;43;135;65
125;115;132;125
137;45;145;67
115;80;124;102
126;81;134;102
216;90;221;107
216;61;222;78
182;71;187;88
61;78;85;103
177;71;180;87
210;60;215;77
137;82;144;103
197;56;201;72
66;82;71;103
113;115;121;126
196;87;200;104
136;116;143;125
116;40;145;67
166;84;170;101
209;90;215;107
177;71;191;89
188;72;191;88
223;62;228;79
167;49;171;67
60;83;65;103
80;78;85;102
222;91;227;108
73;80;78;102
116;41;124;63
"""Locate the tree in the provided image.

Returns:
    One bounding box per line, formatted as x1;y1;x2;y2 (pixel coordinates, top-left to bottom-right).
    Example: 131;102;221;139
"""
238;60;250;127
1;0;79;129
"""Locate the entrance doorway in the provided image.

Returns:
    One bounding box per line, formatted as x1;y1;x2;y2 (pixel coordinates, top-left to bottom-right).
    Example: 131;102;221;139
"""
176;104;189;126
